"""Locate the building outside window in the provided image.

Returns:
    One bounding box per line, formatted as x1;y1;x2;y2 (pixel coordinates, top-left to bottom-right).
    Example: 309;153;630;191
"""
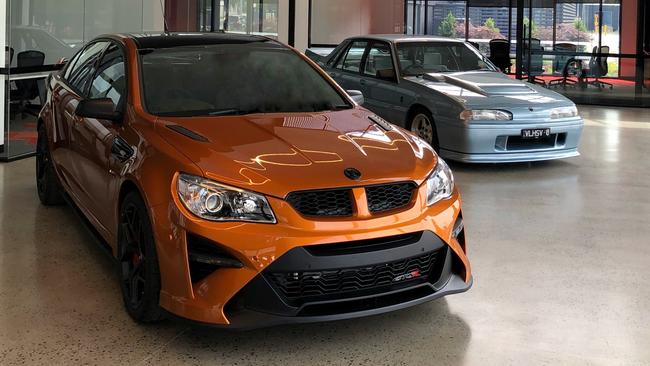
404;0;645;107
198;0;279;38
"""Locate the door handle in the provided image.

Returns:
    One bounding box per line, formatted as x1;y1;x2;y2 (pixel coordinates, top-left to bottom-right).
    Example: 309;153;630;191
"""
360;79;367;86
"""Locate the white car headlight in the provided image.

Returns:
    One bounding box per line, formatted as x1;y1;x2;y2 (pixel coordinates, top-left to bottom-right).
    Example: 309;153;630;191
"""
550;106;578;119
460;109;512;122
426;158;455;206
177;173;276;223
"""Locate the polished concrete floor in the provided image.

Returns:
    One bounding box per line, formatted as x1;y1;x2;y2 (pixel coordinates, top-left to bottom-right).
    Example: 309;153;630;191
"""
1;106;649;366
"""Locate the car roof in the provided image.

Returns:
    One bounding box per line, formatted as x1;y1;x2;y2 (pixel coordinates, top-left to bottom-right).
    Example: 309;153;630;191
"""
349;34;467;44
114;32;283;49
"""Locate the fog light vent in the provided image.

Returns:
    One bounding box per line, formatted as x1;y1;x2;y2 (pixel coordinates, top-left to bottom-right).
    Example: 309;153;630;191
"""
452;214;466;253
187;234;243;283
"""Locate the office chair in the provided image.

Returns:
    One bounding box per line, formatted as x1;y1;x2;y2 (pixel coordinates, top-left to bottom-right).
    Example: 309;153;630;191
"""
523;38;546;85
586;46;613;89
488;39;512;73
11;50;46;118
548;43;578;88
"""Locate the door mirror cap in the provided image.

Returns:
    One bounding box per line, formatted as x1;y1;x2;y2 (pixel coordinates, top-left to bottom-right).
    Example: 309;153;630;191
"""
347;90;364;105
76;98;122;122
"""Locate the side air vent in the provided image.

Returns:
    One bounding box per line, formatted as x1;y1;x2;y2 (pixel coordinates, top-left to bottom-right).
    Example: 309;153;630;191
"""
186;234;243;283
368;115;393;131
166;124;209;142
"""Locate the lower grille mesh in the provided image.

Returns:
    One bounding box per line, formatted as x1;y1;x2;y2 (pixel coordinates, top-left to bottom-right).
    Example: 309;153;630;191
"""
266;251;439;303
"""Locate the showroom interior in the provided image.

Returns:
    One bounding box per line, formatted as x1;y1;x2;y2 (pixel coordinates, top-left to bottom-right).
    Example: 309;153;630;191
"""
1;0;649;365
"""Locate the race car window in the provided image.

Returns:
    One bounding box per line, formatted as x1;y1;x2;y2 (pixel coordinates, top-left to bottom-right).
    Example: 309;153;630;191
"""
336;41;368;74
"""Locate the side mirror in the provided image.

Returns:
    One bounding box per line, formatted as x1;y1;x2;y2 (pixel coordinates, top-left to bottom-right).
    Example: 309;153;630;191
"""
376;68;397;82
347;90;364;105
75;98;122;122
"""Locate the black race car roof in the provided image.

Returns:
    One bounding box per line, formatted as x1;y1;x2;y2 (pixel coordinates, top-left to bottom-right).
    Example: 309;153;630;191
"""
123;32;283;49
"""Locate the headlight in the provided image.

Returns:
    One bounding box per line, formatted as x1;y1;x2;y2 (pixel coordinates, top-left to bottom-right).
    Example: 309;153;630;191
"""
460;109;512;122
426;158;455;206
177;173;276;223
550;106;578;119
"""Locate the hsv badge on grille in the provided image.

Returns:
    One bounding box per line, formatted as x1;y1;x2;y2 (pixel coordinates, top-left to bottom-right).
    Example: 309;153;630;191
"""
344;168;362;181
393;269;422;282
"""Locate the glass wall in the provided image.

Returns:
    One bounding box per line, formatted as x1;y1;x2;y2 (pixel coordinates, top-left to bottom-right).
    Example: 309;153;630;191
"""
1;0;164;161
468;1;512;54
424;1;466;39
198;0;279;38
404;0;648;107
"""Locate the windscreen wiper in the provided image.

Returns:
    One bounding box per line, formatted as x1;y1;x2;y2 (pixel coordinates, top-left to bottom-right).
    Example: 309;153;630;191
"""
208;109;245;116
208;108;265;116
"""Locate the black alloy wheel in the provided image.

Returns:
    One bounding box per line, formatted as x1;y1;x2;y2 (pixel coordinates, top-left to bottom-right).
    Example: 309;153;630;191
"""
118;192;164;323
36;124;64;205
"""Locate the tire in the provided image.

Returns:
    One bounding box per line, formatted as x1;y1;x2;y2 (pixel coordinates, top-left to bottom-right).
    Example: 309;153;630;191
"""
36;124;65;206
408;108;440;153
118;191;164;323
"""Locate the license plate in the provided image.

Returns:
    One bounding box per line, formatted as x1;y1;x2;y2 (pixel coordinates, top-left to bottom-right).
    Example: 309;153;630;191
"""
521;128;551;139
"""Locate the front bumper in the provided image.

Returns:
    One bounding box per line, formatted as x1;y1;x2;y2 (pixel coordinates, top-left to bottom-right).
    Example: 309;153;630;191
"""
151;186;471;328
439;118;584;163
224;274;472;330
222;231;470;330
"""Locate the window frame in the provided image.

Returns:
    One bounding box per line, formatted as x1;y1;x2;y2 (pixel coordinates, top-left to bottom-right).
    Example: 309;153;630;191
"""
62;40;110;96
334;39;371;75
363;40;398;83
326;41;351;68
87;41;129;113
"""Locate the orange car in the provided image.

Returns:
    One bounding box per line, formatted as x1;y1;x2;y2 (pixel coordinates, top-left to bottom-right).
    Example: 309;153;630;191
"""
37;33;471;329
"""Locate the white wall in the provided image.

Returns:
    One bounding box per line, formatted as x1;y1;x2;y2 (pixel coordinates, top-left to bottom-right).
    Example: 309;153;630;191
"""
294;0;309;51
278;0;290;45
143;0;165;33
310;0;404;46
369;0;405;34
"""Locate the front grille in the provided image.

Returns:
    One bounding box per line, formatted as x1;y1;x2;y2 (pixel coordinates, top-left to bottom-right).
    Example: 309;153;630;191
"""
266;250;440;304
366;182;417;213
286;189;353;217
286;182;416;218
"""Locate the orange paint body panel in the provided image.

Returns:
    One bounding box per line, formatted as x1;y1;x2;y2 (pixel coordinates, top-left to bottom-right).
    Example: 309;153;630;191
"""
39;33;471;328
